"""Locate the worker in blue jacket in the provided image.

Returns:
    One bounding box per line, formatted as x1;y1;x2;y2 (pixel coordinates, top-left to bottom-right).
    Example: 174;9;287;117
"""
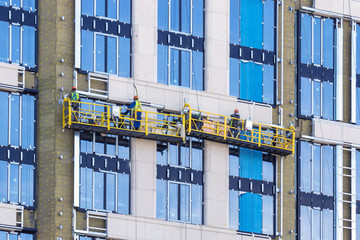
124;96;142;130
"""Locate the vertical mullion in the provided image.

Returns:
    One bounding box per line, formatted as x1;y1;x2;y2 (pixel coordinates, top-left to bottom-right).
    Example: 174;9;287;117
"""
19;95;22;147
179;49;182;87
9;24;12;63
7;163;10;202
20;25;23;65
311;144;313;192
311;17;314;64
8;94;11;146
19;164;22;203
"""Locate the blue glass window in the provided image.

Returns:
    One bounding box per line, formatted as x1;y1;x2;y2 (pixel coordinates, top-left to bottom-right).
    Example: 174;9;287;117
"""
118;37;131;78
300;77;312;117
119;0;131;23
0;0;37;69
158;0;169;30
229;190;239;229
301;13;312;64
0;91;9;146
106;173;116;211
21;164;34;206
94;171;105;209
230;0;240;45
0;0;9;7
0;161;7;202
229;147;274;235
230;0;275;103
312;145;321;193
81;30;94;72
263;65;274;104
322;81;334;120
22;95;35;150
117;173;129;214
298;141;334;240
240;0;263;49
11;25;21;64
0;21;9;62
323;19;334;68
79;132;130;213
156;179;167;219
322;145;334;196
12;0;20;8
192;0;203;38
263;0;274;51
9;164;19;203
156;138;203;224
10;94;20;146
20;233;34;240
298;14;335;120
157;0;204;90
96;34;106;73
80;168;93;209
80;0;131;77
0;92;36;207
96;0;106;17
300;206;311;240
313;17;321;65
82;0;94;15
313;80;321;117
22;26;36;68
300;141;311;192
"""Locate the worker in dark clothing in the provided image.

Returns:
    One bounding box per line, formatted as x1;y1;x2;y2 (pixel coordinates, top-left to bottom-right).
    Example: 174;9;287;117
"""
124;96;142;130
229;109;240;137
71;87;80;121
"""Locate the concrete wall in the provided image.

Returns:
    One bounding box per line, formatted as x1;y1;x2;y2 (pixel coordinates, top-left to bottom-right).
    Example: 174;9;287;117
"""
108;75;273;124
314;0;360;18
107;214;270;240
0;203;17;228
312;118;360;146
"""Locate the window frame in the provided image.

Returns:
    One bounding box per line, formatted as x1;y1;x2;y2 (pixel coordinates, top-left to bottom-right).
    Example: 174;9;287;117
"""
229;0;277;105
297;12;336;120
228;146;276;236
79;130;130;214
78;0;132;77
156;138;204;225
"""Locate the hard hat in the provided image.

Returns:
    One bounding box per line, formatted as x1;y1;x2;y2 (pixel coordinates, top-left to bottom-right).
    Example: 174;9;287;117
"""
234;109;239;113
72;87;76;91
133;96;138;100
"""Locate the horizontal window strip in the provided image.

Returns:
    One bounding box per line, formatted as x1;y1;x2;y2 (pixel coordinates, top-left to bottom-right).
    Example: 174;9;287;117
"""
80;153;130;174
0;6;37;27
230;43;275;66
156;165;203;185
158;30;204;52
299;191;334;210
81;15;131;38
300;63;334;81
229;176;275;196
0;146;36;165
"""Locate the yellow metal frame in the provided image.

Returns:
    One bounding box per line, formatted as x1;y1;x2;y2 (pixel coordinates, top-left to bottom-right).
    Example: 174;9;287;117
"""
63;98;185;141
63;99;295;154
182;103;295;154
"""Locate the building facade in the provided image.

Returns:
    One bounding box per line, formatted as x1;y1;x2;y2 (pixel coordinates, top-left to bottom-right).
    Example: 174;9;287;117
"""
0;0;359;239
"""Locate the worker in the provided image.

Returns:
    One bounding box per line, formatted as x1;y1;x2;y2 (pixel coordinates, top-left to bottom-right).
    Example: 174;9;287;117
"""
124;96;142;130
71;87;80;120
229;109;240;137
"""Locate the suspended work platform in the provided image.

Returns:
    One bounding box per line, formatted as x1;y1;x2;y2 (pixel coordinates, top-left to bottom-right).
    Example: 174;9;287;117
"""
62;98;185;143
182;104;295;156
62;99;295;156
